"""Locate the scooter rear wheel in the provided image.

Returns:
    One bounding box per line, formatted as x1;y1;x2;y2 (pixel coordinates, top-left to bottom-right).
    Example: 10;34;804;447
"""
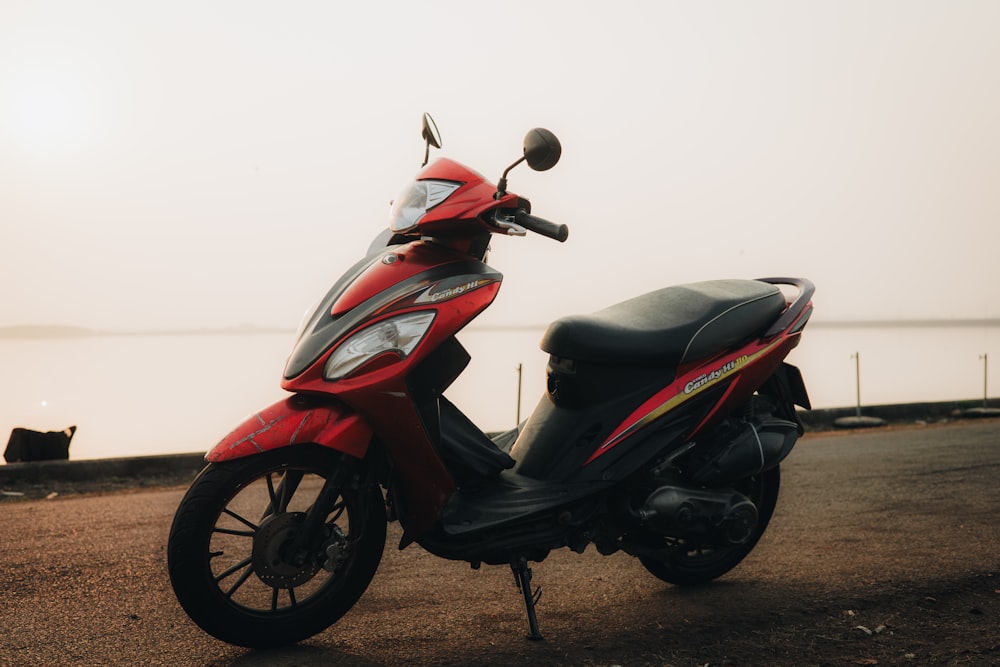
167;445;386;648
637;466;780;586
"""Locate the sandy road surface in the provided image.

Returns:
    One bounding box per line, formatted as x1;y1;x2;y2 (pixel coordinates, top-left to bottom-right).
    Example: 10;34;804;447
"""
1;420;998;666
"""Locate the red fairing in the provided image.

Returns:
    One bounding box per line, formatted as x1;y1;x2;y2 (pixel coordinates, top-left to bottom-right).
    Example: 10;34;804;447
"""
206;397;372;462
330;241;476;317
283;274;501;396
416;157;487;183
412;158;520;232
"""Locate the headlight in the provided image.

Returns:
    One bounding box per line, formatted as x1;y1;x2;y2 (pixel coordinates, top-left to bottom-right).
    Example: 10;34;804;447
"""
388;179;462;232
324;311;436;380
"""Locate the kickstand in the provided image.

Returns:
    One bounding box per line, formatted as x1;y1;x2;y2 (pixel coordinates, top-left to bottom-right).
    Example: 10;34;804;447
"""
510;556;544;641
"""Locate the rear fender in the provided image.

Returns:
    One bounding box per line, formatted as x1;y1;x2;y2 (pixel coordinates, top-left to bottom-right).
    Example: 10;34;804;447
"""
206;396;372;463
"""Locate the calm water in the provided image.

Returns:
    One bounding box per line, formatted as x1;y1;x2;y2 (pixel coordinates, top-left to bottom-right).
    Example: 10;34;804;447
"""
2;323;997;462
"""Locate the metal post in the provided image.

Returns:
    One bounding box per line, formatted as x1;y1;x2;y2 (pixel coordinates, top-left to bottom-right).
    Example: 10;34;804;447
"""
516;363;523;425
981;353;988;408
852;352;861;417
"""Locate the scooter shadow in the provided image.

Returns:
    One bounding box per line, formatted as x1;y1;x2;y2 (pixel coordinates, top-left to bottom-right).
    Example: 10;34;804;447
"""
204;562;992;667
214;644;383;667
206;577;813;667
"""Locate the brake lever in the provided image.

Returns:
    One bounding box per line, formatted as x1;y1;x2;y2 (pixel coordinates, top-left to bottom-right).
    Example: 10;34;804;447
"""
492;211;527;237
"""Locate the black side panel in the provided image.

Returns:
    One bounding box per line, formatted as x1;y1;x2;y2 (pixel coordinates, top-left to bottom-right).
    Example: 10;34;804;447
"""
408;335;471;399
439;471;601;536
510;395;615;481
510;355;671;482
407;338;514;485
437;397;515;483
546;357;674;410
759;363;811;433
782;363;811;409
511;385;661;482
406;335;471;445
488;425;521;454
512;379;730;485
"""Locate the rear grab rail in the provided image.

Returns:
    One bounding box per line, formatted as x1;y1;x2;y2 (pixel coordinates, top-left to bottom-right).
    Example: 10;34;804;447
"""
757;277;815;339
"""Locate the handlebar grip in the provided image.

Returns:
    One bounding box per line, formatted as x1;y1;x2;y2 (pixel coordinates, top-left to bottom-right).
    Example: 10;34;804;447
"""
515;209;569;242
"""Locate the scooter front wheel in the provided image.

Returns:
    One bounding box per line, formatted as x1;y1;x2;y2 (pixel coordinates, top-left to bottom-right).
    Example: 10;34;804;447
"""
167;445;386;648
637;466;780;586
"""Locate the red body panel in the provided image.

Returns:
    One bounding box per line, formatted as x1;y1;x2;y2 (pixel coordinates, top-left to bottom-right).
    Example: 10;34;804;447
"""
283;284;500;396
334;375;456;537
586;309;808;465
409;158;520;235
275;238;503;536
331;242;476;317
206;397;372;463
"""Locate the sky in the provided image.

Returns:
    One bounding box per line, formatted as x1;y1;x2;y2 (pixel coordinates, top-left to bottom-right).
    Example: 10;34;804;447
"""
3;0;1000;334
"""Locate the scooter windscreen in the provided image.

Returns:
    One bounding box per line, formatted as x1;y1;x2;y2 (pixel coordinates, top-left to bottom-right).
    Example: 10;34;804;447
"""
388;179;462;232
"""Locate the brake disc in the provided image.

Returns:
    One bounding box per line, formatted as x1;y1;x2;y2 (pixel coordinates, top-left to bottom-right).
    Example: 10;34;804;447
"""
252;512;322;588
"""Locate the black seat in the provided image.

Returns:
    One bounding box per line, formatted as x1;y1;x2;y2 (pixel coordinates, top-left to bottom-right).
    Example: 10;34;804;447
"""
540;280;786;367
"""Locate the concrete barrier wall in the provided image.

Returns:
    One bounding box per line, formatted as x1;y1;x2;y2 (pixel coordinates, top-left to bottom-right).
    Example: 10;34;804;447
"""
1;399;997;486
0;452;206;486
799;399;999;431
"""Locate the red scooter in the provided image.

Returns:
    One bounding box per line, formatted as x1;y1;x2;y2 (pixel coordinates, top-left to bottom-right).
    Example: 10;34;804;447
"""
167;115;814;648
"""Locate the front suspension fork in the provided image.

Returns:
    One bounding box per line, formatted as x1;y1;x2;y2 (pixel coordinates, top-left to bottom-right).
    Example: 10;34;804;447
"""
285;467;350;568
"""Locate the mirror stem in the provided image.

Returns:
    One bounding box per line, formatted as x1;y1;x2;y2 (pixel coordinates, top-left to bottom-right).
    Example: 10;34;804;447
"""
495;156;526;198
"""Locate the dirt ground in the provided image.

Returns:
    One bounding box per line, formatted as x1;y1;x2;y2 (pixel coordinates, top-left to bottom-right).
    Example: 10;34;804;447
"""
1;419;998;666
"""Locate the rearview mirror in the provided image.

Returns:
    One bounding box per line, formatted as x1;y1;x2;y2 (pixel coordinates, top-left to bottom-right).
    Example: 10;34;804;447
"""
421;113;442;149
495;127;562;198
421;113;442;167
523;128;561;171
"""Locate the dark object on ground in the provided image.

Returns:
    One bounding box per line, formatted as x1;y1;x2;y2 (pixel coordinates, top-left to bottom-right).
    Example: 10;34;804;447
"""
962;406;1000;418
833;415;887;429
4;426;77;463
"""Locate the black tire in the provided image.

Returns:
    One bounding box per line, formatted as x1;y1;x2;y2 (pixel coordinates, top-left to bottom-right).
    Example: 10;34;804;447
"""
167;445;386;648
638;466;780;586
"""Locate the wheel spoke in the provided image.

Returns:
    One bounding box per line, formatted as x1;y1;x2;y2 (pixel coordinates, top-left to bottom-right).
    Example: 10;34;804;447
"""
328;499;346;523
266;586;299;612
278;471;304;512
223;561;256;598
223;508;259;532
213;526;255;537
214;556;253;584
262;470;304;521
265;472;278;509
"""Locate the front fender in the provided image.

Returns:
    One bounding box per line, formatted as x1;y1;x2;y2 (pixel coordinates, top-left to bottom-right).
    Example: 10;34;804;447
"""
206;396;372;463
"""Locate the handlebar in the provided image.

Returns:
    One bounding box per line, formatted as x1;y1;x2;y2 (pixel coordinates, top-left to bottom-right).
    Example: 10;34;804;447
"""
513;209;569;243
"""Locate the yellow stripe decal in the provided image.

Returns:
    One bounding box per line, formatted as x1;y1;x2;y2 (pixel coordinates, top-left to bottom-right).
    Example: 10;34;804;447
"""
596;340;782;453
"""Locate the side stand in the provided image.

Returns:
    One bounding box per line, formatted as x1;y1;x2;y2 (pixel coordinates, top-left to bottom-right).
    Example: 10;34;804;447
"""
510;556;544;641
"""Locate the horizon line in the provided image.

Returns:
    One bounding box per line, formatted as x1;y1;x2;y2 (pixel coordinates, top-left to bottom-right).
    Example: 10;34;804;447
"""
3;318;1000;339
